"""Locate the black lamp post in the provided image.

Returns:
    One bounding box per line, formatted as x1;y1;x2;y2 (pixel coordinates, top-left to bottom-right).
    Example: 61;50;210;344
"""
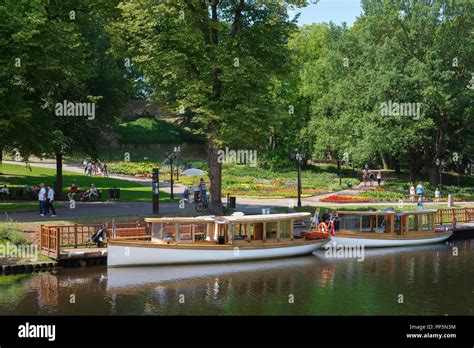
291;149;305;208
174;146;181;181
435;158;444;189
152;168;160;214
165;151;177;199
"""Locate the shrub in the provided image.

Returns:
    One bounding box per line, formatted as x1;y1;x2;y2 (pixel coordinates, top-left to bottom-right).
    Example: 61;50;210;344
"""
0;222;27;245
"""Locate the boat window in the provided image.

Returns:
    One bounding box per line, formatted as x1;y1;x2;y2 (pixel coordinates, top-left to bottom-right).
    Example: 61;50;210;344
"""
280;220;291;238
152;223;163;239
232;223;247;240
178;224;193;241
339;215;361;232
162;223;176;240
266;222;278;239
193;223;207;241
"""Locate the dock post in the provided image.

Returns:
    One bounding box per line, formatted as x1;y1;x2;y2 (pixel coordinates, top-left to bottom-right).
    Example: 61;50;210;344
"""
56;227;60;257
40;225;43;253
74;224;78;248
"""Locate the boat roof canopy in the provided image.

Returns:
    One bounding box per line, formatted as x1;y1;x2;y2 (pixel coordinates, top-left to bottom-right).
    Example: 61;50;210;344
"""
337;209;437;216
145;212;311;224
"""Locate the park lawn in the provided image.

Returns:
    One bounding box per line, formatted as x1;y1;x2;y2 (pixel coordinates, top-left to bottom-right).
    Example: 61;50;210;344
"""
275;204;456;214
0;202;57;213
177;163;361;198
0;163;174;202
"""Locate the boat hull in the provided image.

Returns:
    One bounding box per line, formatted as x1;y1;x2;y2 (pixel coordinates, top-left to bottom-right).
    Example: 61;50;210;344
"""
330;233;452;248
108;240;329;267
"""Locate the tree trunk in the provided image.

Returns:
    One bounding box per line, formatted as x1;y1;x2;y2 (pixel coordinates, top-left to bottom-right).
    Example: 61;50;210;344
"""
55;152;63;200
427;165;439;186
207;141;222;215
380;152;389;170
393;159;401;174
337;159;342;185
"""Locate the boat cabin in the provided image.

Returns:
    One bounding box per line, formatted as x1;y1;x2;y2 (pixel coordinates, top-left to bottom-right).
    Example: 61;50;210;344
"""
145;212;312;246
337;209;437;235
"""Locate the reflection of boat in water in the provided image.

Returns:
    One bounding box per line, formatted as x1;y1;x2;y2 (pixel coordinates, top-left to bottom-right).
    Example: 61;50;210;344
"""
107;257;317;289
108;213;329;267
331;210;452;247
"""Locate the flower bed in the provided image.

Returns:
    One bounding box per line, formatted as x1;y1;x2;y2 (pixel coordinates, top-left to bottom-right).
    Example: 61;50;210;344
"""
320;195;370;203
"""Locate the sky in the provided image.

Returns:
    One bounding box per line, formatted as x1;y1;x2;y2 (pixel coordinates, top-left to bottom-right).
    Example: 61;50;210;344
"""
290;0;363;27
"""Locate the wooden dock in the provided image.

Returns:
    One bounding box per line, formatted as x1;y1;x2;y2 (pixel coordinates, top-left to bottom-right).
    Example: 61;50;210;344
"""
40;222;147;264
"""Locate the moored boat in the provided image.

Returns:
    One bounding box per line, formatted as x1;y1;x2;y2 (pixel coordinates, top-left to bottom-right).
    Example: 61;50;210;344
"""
108;212;329;267
330;209;452;247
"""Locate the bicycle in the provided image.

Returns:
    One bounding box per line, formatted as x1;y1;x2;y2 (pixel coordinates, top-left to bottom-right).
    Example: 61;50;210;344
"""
194;193;209;212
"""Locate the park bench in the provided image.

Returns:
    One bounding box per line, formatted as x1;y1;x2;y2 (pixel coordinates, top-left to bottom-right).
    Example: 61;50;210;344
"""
110;227;149;240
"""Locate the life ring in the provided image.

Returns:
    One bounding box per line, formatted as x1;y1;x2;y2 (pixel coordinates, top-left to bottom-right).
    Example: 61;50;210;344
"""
318;222;328;234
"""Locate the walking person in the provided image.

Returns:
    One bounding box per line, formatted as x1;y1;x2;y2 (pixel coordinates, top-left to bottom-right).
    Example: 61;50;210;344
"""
434;187;441;203
377;171;382;186
369;172;375;187
416;182;425;200
38;183;47;216
199;177;207;200
83;159;88;173
46;185;57;217
87;162;93;176
103;161;108;177
363;170;369;187
409;184;416;203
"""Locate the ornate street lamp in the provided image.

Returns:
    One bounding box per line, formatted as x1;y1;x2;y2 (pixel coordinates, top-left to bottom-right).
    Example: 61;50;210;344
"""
174;146;181;181
291;148;305;208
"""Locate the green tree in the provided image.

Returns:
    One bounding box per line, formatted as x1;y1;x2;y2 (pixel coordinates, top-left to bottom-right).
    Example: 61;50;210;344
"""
108;0;305;212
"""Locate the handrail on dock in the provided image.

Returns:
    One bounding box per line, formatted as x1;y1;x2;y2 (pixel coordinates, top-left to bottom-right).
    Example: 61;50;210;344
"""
39;221;149;258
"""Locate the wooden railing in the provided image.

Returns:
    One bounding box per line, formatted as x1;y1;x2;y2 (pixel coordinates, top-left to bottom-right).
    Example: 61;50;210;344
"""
39;222;149;256
40;225;60;258
435;208;474;225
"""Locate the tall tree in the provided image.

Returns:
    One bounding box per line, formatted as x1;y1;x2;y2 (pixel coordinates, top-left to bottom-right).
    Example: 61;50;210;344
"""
109;0;305;213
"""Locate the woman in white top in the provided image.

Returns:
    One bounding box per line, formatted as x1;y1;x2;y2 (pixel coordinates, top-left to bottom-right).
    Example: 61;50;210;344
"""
409;184;416;203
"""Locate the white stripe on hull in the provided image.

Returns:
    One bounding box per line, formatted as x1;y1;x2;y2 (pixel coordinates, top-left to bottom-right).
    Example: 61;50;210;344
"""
108;241;328;267
329;234;451;248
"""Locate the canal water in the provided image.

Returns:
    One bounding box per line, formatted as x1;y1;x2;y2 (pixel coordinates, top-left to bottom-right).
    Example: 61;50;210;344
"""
1;239;472;315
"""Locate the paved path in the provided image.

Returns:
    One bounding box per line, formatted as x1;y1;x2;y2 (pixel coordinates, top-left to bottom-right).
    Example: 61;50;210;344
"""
3;160;473;222
6;198;474;222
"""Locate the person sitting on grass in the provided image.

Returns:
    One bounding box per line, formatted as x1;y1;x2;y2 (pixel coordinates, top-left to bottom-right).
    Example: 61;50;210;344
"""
70;184;79;199
0;185;10;201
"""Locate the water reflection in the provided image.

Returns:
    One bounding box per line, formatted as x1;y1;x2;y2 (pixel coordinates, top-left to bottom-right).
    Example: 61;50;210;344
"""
0;239;472;315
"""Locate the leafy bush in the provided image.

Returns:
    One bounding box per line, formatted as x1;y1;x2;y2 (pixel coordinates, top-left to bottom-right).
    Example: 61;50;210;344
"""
0;222;27;245
117;117;201;146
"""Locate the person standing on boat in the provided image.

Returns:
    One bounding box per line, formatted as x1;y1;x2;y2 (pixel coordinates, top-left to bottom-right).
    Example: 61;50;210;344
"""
321;209;330;224
311;208;320;230
199;178;207;200
328;211;336;236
